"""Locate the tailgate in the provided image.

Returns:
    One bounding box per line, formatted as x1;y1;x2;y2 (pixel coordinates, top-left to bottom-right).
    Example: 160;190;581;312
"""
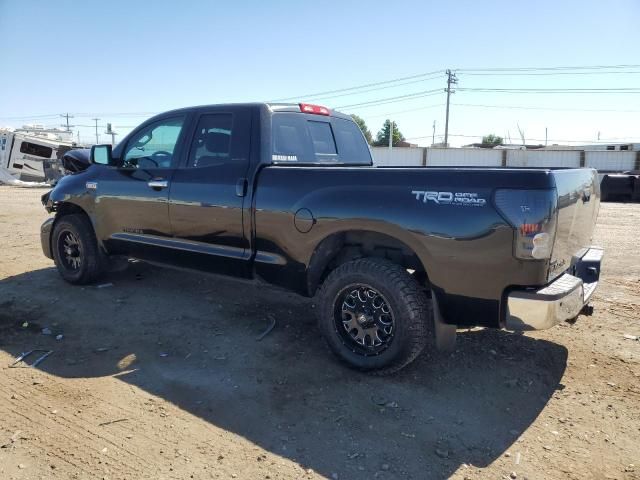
548;169;600;281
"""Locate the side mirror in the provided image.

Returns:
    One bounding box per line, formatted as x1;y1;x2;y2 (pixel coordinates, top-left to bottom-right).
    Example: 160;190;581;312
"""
90;144;113;165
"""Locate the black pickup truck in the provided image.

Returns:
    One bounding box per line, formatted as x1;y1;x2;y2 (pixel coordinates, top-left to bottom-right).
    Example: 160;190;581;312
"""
40;102;603;373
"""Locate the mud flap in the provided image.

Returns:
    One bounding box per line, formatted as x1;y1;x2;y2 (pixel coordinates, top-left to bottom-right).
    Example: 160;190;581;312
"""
432;292;456;352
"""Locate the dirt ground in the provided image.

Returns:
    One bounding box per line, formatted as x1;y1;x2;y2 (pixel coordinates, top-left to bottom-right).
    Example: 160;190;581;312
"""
0;186;638;480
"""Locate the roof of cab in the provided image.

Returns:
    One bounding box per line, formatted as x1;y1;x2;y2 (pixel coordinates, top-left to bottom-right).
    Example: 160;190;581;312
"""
155;102;351;121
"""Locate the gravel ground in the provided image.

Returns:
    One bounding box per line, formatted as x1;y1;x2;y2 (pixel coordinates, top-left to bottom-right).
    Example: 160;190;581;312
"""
0;186;638;480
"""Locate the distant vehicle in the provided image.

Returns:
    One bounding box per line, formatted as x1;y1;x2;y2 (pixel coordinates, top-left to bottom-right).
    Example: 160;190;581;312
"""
0;126;76;183
40;103;604;374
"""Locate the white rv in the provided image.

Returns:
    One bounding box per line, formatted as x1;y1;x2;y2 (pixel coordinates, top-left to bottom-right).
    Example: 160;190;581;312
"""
0;126;77;183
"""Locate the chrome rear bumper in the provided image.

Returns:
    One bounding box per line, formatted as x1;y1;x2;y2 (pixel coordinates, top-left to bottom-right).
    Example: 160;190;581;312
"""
505;247;603;331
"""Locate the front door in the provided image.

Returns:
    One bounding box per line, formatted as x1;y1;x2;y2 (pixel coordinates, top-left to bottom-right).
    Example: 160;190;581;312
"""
95;115;188;261
168;108;252;276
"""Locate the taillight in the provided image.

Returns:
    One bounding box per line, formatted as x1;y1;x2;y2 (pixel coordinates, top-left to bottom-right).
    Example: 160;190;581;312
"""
494;189;557;260
299;103;331;115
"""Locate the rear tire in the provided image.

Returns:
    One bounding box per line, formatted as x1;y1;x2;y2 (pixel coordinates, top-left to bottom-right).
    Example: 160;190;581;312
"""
52;214;105;284
316;258;432;375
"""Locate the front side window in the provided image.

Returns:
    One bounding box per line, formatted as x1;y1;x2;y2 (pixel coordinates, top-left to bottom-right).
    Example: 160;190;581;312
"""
123;116;185;168
187;114;233;168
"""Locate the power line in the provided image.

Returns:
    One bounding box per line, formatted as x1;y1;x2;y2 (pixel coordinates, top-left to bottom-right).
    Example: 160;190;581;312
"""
6;63;640;116
0;111;158;120
5;63;640;121
292;75;444;102
365;103;445;119
451;102;640;113
273;64;640;103
269;70;444;102
336;89;443;109
0;113;60;121
459;70;640;76
455;64;640;72
457;87;640;93
74;123;138;128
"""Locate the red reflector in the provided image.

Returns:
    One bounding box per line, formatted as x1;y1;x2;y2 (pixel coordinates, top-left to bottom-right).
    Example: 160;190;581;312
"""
299;103;331;115
519;223;541;235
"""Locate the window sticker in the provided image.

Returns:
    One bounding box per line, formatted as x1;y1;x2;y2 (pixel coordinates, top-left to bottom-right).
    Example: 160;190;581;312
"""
272;154;297;162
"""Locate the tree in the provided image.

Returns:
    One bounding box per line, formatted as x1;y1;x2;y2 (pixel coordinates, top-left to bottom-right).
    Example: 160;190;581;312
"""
373;119;405;147
351;114;373;144
481;134;503;147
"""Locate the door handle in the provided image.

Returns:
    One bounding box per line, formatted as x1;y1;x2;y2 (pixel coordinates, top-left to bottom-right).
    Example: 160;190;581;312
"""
148;179;168;189
236;178;248;197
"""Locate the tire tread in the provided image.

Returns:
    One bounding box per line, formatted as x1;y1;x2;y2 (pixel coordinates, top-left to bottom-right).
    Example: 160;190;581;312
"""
52;214;104;284
316;257;432;375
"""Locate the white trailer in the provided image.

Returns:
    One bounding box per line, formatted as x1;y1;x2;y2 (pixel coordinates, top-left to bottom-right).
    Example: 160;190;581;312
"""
0;127;76;183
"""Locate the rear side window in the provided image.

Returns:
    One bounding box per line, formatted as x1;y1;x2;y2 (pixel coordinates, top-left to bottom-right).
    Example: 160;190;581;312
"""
272;113;371;165
187;114;233;168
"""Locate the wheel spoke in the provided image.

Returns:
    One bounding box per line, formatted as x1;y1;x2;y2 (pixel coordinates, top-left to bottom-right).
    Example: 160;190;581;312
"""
336;285;394;355
58;230;82;271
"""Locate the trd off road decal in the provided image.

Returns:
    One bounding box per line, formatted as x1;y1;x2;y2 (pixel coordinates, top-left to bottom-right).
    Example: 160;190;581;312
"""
411;190;487;207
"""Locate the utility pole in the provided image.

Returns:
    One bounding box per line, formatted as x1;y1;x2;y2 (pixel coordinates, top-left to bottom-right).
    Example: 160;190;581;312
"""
444;69;458;147
388;120;393;151
60;113;75;132
432;120;436;146
545;127;548;146
92;118;100;144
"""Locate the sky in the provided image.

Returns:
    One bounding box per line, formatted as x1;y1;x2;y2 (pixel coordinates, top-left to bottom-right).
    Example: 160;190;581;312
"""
0;0;639;147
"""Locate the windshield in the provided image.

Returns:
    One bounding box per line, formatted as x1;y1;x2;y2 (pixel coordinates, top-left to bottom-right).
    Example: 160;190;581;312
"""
271;113;371;165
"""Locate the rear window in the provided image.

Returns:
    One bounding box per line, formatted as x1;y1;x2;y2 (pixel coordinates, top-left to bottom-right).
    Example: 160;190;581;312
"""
271;113;371;165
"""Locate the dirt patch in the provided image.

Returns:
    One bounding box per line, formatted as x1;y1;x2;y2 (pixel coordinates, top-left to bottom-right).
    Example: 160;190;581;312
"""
0;186;638;479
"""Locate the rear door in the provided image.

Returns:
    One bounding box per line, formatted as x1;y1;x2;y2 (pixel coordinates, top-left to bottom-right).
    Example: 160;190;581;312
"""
167;107;253;276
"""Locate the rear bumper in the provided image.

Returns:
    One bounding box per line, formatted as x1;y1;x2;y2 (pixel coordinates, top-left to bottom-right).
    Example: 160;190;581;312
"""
41;218;54;259
505;246;603;331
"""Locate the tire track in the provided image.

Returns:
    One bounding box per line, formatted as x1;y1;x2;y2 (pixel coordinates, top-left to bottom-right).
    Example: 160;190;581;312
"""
1;380;153;477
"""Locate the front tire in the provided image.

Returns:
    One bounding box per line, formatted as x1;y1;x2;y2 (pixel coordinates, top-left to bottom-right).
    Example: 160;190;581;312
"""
52;214;105;284
316;258;432;375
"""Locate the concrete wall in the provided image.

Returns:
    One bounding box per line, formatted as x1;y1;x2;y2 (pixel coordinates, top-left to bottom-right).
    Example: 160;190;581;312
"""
370;147;423;166
506;149;581;168
371;147;638;172
585;151;636;171
427;148;502;167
